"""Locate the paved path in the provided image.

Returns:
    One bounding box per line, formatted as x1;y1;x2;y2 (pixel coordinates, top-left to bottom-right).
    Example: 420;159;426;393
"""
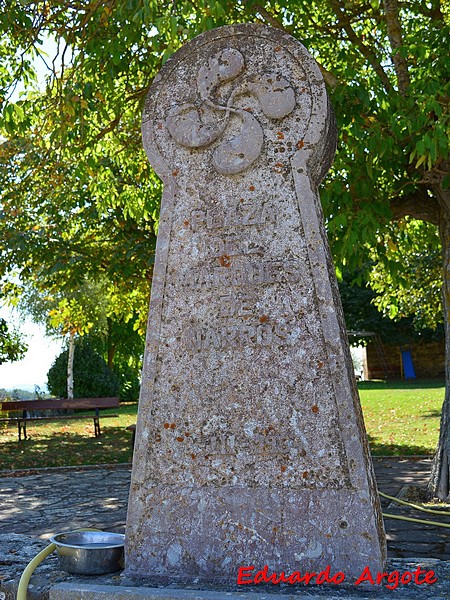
0;464;130;539
0;458;449;560
374;458;450;560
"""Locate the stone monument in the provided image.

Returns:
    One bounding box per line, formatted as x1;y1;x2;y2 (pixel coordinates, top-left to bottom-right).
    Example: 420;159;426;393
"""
125;23;386;583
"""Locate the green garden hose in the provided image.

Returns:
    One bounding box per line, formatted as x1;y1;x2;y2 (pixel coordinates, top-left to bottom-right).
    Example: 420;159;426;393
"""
16;528;100;600
379;490;450;516
380;490;450;528
383;512;450;528
16;542;56;600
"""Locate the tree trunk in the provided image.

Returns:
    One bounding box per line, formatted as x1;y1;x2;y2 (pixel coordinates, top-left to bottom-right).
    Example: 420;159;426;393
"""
383;0;410;95
427;182;450;500
107;317;115;369
107;344;116;369
67;330;75;400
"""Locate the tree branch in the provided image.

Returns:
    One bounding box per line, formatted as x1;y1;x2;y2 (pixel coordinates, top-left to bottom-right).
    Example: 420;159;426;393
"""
402;0;444;20
390;188;440;224
126;84;152;103
431;160;450;219
329;0;392;93
252;4;284;29
94;114;122;142
383;0;410;95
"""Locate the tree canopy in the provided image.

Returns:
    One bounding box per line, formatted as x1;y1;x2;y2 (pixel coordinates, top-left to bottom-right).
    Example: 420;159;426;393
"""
369;218;442;330
339;265;445;347
1;1;449;494
0;317;27;365
1;1;448;315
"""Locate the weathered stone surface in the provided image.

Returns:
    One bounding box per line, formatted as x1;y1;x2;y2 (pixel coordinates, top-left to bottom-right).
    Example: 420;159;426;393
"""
47;556;450;600
125;23;386;583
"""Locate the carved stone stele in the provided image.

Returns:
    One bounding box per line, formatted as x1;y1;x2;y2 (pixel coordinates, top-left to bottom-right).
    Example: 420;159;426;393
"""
125;23;386;583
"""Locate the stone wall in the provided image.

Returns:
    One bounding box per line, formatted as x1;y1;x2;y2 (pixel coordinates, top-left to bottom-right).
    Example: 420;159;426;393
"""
365;340;445;380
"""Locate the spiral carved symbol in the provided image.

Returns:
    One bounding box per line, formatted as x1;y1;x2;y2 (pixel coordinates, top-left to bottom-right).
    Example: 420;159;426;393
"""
165;49;296;175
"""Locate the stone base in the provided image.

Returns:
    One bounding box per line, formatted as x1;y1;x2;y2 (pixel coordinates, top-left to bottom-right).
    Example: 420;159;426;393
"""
48;560;449;600
1;535;446;600
0;534;450;600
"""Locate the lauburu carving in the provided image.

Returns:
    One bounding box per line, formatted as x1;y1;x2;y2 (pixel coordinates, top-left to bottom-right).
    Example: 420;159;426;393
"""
212;110;264;175
166;104;222;148
165;48;296;175
247;74;296;119
197;48;245;101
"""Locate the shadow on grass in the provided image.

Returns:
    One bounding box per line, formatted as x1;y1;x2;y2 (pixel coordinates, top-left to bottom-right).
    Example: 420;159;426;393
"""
358;379;445;391
422;409;444;419
0;426;133;471
367;434;435;457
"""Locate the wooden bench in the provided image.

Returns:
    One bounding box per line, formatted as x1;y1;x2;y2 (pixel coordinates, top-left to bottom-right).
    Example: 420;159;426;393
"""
0;397;120;441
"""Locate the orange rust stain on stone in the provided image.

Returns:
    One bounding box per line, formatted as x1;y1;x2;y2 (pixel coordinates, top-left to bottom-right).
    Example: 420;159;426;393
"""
219;254;232;267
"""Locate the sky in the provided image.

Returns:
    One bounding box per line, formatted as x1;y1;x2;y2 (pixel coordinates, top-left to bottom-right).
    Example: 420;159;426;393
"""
0;308;63;392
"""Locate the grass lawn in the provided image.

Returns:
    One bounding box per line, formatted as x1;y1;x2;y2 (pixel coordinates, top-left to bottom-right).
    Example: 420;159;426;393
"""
0;403;137;470
359;379;444;456
0;380;445;470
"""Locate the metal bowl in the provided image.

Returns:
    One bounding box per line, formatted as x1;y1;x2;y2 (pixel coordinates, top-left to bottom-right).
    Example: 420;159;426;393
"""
50;530;125;575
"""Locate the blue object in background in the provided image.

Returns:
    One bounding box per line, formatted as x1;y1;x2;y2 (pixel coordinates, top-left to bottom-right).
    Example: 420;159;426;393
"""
401;350;416;380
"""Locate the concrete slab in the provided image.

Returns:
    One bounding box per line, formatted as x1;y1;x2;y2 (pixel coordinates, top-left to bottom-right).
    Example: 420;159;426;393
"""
51;585;323;599
48;558;450;600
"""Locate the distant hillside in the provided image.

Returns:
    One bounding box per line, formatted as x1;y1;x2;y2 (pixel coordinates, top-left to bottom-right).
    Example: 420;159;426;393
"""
0;388;37;400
